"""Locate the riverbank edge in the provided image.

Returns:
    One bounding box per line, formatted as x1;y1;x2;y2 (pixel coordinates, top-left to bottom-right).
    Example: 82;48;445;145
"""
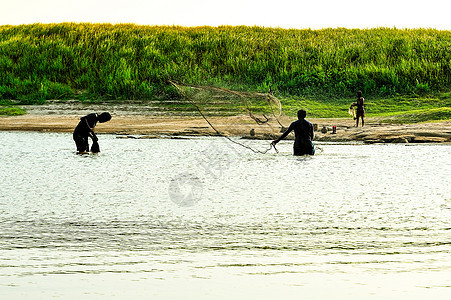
0;103;450;144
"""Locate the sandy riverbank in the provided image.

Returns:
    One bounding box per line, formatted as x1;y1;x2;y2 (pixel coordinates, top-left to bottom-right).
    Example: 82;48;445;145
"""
1;102;450;143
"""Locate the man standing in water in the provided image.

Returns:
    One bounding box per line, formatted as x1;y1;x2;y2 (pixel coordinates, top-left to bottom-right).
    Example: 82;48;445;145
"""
350;90;365;127
271;109;315;156
73;112;111;153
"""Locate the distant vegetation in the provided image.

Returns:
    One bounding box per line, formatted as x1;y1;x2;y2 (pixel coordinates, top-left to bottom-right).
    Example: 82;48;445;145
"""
0;104;24;115
0;23;450;120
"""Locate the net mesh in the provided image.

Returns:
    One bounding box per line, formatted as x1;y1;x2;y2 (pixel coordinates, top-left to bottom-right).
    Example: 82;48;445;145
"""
169;80;289;153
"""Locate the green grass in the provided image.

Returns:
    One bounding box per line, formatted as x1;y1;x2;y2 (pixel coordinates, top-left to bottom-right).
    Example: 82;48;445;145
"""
0;23;450;122
279;92;451;119
377;107;451;123
0;105;25;115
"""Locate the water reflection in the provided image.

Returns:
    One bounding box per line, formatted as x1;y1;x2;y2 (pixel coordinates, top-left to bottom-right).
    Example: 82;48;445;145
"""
0;132;450;298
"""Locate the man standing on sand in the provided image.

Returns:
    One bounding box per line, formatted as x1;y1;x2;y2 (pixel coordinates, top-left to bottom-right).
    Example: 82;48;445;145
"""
350;90;365;127
271;109;315;156
73;112;111;153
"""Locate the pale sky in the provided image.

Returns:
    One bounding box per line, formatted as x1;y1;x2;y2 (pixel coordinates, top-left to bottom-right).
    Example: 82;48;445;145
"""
1;0;451;30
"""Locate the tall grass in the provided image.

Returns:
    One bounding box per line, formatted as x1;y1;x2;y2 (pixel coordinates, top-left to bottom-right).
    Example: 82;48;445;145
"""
1;23;451;103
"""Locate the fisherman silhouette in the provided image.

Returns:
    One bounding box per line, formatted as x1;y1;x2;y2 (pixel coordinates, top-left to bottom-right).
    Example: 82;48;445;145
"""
350;91;365;127
73;112;111;153
271;109;315;156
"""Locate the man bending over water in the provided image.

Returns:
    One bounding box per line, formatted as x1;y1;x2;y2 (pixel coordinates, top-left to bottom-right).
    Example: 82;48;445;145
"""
73;112;111;153
271;109;315;156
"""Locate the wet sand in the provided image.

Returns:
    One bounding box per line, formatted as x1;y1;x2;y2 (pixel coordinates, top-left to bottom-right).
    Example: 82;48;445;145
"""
1;102;450;143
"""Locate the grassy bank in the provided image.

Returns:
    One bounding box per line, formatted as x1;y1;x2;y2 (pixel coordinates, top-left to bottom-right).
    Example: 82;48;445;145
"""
0;106;25;116
0;23;450;120
286;92;451;120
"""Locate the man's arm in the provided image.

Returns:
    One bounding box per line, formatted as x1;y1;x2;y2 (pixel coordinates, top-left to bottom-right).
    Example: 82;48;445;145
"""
82;117;93;132
88;131;98;142
272;123;293;145
81;116;98;141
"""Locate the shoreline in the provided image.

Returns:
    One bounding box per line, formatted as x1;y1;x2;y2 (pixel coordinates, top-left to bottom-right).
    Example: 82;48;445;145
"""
1;103;451;143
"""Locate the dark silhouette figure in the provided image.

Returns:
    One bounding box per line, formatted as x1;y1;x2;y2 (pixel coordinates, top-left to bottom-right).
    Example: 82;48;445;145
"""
73;112;111;153
350;91;365;127
271;109;315;156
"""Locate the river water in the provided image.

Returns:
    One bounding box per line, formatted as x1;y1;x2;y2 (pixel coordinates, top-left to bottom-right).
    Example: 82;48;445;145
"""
0;131;450;299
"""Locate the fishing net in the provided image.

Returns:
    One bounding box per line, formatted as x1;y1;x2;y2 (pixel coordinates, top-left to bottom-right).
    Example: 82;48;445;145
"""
169;80;289;154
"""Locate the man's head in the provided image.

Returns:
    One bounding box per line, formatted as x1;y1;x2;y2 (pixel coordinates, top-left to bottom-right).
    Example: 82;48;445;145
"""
297;109;307;120
98;112;112;123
